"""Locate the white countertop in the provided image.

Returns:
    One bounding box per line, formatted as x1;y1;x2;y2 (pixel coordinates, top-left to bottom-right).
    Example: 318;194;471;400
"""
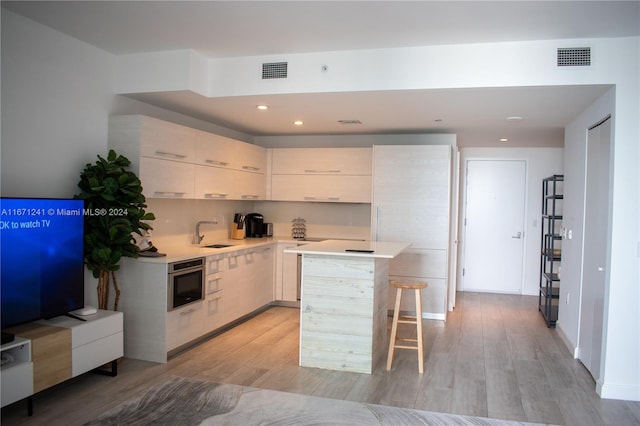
131;236;362;263
284;239;411;259
135;238;280;263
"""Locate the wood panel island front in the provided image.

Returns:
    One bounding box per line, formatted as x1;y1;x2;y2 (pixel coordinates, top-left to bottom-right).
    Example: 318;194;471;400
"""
285;240;411;374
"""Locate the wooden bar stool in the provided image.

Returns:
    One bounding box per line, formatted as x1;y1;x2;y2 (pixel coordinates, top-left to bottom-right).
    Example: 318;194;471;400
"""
386;279;428;373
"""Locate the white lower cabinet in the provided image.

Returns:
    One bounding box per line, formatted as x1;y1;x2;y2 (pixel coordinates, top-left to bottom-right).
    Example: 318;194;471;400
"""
224;246;274;321
388;250;448;318
275;242;299;302
166;302;206;352
116;245;274;363
203;253;227;334
248;245;275;309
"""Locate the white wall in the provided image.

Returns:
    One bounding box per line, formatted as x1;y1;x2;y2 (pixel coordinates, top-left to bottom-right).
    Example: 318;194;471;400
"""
1;9;114;198
0;10;254;199
459;147;564;296
117;38;634;98
562;86;640;400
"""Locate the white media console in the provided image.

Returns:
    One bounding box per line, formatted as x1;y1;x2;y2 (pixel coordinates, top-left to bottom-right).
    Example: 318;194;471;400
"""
1;310;123;414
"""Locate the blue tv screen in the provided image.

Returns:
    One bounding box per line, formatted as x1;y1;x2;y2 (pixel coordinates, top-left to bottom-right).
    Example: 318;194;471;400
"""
1;198;85;330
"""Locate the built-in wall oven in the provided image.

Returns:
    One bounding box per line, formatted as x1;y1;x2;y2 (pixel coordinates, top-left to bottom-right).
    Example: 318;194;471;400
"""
168;257;205;311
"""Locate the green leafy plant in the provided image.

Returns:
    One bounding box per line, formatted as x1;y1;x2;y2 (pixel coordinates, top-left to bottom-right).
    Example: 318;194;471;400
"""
75;149;155;310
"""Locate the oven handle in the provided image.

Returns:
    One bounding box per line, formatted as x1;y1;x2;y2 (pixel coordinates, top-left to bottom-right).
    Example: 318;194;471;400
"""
168;263;205;276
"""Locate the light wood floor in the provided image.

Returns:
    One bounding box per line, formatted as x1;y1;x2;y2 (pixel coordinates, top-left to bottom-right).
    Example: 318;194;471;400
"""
2;292;639;425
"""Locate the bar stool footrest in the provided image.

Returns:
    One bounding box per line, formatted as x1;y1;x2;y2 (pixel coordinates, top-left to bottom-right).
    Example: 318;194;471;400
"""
394;344;420;350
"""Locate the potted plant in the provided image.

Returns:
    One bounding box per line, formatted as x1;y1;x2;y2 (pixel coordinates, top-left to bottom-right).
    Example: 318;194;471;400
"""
75;149;155;310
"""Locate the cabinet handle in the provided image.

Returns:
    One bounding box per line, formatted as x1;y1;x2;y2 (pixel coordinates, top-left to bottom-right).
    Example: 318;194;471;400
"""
154;191;186;197
155;150;187;159
207;288;223;296
242;165;261;172
241;195;260;199
304;196;340;201
304;169;341;173
204;193;228;199
205;159;229;167
179;308;197;316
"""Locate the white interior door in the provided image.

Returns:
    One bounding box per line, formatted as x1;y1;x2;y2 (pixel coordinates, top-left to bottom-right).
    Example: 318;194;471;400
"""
462;160;526;293
579;117;611;381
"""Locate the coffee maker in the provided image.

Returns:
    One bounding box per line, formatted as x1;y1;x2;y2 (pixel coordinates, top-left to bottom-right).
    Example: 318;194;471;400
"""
245;213;264;238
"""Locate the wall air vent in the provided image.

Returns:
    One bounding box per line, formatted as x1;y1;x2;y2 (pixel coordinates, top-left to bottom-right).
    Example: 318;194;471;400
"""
557;47;591;67
338;120;362;125
262;62;288;79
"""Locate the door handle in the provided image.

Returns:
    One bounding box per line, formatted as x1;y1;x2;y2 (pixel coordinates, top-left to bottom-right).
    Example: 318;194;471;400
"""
512;231;522;239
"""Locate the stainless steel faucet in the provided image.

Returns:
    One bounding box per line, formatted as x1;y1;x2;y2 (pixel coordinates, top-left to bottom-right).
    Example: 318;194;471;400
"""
193;220;218;244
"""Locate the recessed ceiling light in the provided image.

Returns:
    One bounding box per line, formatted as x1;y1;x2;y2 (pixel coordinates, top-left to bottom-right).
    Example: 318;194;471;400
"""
506;116;523;122
256;105;269;110
294;120;303;126
500;138;509;142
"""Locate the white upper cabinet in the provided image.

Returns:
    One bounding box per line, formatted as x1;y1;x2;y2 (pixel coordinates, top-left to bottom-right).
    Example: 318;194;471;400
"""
271;175;372;203
195;132;267;173
194;129;267;200
140;157;195;199
271;148;372;175
194;165;266;200
139;117;196;163
109;115;266;200
109;115;196;199
372;145;451;249
270;147;372;203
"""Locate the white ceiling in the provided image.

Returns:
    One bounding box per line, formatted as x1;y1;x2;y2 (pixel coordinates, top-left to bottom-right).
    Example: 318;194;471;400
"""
3;1;639;145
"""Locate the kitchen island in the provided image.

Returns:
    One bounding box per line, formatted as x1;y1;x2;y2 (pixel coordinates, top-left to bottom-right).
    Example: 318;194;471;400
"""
285;240;410;374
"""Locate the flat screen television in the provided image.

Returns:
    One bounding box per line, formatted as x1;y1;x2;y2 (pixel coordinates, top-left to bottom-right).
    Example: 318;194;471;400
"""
1;197;85;334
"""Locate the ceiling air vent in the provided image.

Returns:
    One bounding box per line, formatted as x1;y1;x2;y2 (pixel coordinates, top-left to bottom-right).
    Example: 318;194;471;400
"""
262;62;288;79
557;47;591;67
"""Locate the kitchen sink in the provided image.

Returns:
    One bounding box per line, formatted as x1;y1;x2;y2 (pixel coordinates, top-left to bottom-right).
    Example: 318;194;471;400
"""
205;244;235;249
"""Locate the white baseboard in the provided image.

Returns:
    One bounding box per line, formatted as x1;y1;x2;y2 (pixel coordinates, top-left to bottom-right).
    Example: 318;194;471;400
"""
556;322;579;358
557;324;640;401
597;381;640;401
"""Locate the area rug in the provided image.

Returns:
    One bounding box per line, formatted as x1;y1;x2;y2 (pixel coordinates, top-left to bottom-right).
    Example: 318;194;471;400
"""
86;376;547;426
